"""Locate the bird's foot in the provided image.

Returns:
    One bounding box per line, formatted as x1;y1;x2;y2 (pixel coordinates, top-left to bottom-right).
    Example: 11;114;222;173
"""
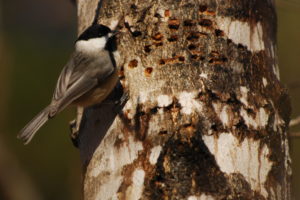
69;119;79;148
114;91;129;113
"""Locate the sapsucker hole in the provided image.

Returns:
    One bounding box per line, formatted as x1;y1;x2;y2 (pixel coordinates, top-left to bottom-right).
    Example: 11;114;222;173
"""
222;57;228;62
184;19;196;27
167;35;178;42
191;55;198;60
130;4;137;9
144;45;152;53
145;67;153;76
153;42;163;47
188;44;197;50
199;19;212;27
199;5;208;12
159;59;166;65
187;35;198;41
159;130;168;135
132;31;142;37
215;29;224;37
187;32;207;41
168;19;180;30
210;51;220;57
164;10;171;17
178;56;185;62
128;59;138;68
152;33;164;41
205;11;216;16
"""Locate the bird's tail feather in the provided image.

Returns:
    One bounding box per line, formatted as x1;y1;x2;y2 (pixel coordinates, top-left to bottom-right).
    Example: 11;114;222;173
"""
18;106;50;145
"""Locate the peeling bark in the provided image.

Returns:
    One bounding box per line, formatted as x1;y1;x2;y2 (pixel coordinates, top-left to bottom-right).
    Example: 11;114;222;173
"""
76;0;291;199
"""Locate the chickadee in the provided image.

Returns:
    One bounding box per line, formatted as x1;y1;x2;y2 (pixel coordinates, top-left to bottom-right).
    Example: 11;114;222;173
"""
18;24;120;144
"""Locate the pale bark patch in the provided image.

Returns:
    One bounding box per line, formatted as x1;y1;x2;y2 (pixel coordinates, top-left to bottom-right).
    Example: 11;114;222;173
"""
213;103;229;127
262;77;268;87
240;107;269;129
123;99;135;119
108;20;119;30
216;17;265;52
89;135;143;177
157;95;173;107
239;86;249;107
270;45;280;80
284;136;292;177
273;111;285;131
87;133;144;200
188;194;215;200
149;145;162;165
178;92;203;115
125;169;145;200
139;91;149;104
203;133;273;198
94;176;123;200
199;73;208;79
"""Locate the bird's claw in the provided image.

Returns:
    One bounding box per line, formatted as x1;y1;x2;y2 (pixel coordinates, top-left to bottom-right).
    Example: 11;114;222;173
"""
69;119;79;148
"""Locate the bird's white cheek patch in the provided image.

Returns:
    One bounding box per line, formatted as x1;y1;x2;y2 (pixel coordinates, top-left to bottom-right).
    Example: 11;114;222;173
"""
76;37;107;53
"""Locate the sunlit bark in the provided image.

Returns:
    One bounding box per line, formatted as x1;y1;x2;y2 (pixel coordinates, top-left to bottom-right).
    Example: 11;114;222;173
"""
76;0;291;199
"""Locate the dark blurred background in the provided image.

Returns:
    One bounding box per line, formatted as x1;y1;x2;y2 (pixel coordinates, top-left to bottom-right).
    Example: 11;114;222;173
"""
1;0;80;199
0;0;299;199
277;0;300;199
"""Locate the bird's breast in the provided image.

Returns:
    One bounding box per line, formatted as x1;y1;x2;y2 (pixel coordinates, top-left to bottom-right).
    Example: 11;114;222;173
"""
73;70;119;107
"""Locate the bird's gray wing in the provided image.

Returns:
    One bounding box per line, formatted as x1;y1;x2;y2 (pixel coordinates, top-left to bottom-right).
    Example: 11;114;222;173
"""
18;74;98;144
49;75;98;116
52;52;114;101
18;52;115;144
49;52;115;116
52;53;83;101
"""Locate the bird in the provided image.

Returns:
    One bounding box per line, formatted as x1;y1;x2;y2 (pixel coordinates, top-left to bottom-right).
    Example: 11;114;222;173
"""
18;24;120;144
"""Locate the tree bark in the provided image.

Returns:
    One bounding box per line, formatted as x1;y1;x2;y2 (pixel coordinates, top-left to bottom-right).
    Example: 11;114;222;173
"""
76;0;291;199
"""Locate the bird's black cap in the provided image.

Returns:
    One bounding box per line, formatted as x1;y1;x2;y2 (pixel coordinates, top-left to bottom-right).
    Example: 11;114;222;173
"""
77;24;112;41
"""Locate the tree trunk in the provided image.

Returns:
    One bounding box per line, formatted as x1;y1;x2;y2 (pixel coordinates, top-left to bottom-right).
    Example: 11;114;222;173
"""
76;0;291;199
